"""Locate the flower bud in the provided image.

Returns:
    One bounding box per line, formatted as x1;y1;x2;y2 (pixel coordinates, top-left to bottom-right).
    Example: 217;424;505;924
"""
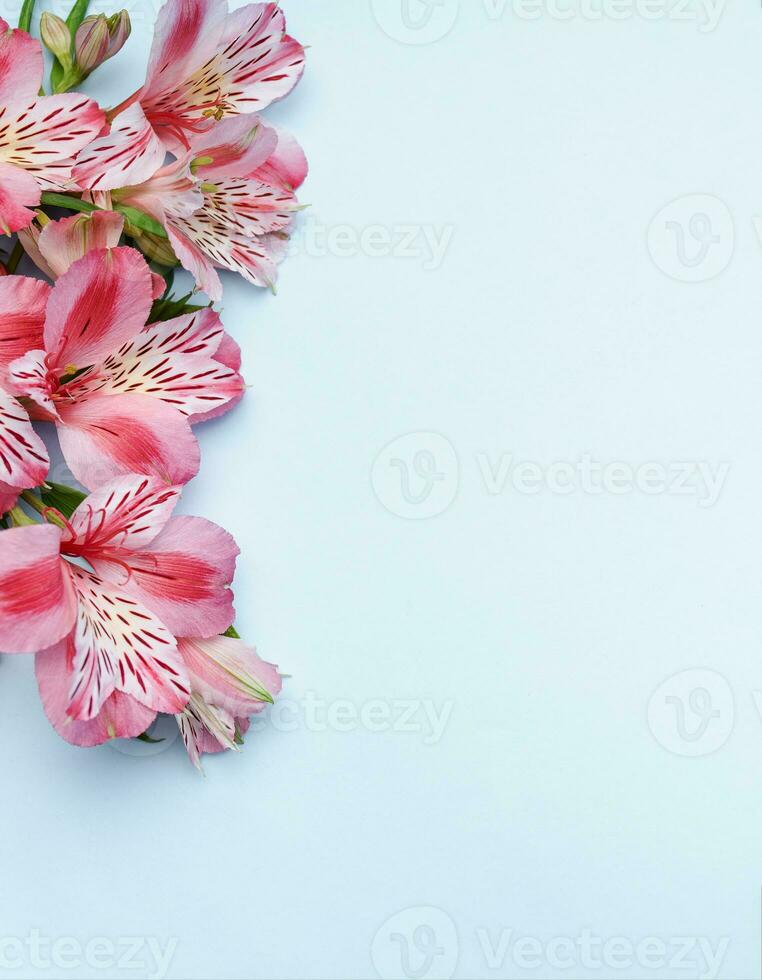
105;10;131;59
75;15;110;75
40;12;73;68
75;11;131;77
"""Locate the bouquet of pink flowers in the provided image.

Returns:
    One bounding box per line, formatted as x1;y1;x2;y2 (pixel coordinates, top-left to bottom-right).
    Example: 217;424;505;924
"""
0;0;306;768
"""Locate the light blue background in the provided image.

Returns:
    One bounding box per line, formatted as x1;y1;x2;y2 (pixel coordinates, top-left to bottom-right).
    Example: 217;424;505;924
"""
1;0;761;978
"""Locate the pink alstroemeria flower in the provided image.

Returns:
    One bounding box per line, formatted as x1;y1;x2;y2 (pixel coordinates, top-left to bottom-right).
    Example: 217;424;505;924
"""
176;635;282;768
0;243;244;489
81;115;307;299
0;18;104;234
114;0;305;154
35;631;281;760
0;475;240;728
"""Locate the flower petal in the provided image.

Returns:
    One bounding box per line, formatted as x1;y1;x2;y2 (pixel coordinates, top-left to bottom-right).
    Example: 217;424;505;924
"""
189;113;277;181
35;638;157;747
141;0;227;110
66;565;190;721
250;126;308;190
74;103;166;191
0;19;43;102
0;384;49;488
212;3;305;114
44;246;154;370
68;474;181;552
0;160;40;234
0;525;76;654
178;634;281;716
37;211;125;277
0;95;104;168
197;177;299;236
0;274;49;383
93;515;239;638
56;390;200;489
8;349;59;420
169;210;288;292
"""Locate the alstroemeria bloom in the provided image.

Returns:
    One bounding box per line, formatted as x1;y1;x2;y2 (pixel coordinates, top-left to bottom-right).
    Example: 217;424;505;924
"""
18;209;167;297
83;115;307;298
35;631;280;758
1;244;244;488
0;18;104;234
176;635;282;768
0;475;239;725
131;0;305;154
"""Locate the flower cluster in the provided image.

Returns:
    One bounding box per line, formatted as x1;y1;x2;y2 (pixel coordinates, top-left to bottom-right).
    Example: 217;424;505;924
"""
0;0;306;768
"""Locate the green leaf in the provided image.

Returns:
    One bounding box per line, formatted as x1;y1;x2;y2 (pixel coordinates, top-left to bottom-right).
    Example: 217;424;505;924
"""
18;0;36;33
136;732;164;744
149;291;208;324
40;482;87;519
40;192;99;214
115;204;168;239
50;0;90;91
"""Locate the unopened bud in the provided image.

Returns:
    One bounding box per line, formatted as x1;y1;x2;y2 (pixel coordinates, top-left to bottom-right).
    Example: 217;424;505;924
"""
105;10;131;58
75;11;131;77
40;12;72;68
75;15;110;75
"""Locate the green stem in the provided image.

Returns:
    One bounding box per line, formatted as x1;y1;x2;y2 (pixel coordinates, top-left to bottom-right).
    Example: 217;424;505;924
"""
20;490;68;530
7;505;37;528
18;0;36;32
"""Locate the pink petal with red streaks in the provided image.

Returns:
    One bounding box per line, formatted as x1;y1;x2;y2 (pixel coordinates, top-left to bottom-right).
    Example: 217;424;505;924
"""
66;564;190;721
68;474;181;552
93;515;239;638
36;638;158;747
0;19;43;102
44;246;153;370
56;390;200;488
0;525;76;654
74;104;166;191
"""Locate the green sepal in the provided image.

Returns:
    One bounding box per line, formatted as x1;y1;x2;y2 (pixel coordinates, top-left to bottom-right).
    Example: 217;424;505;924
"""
115;205;168;239
40;482;87;519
